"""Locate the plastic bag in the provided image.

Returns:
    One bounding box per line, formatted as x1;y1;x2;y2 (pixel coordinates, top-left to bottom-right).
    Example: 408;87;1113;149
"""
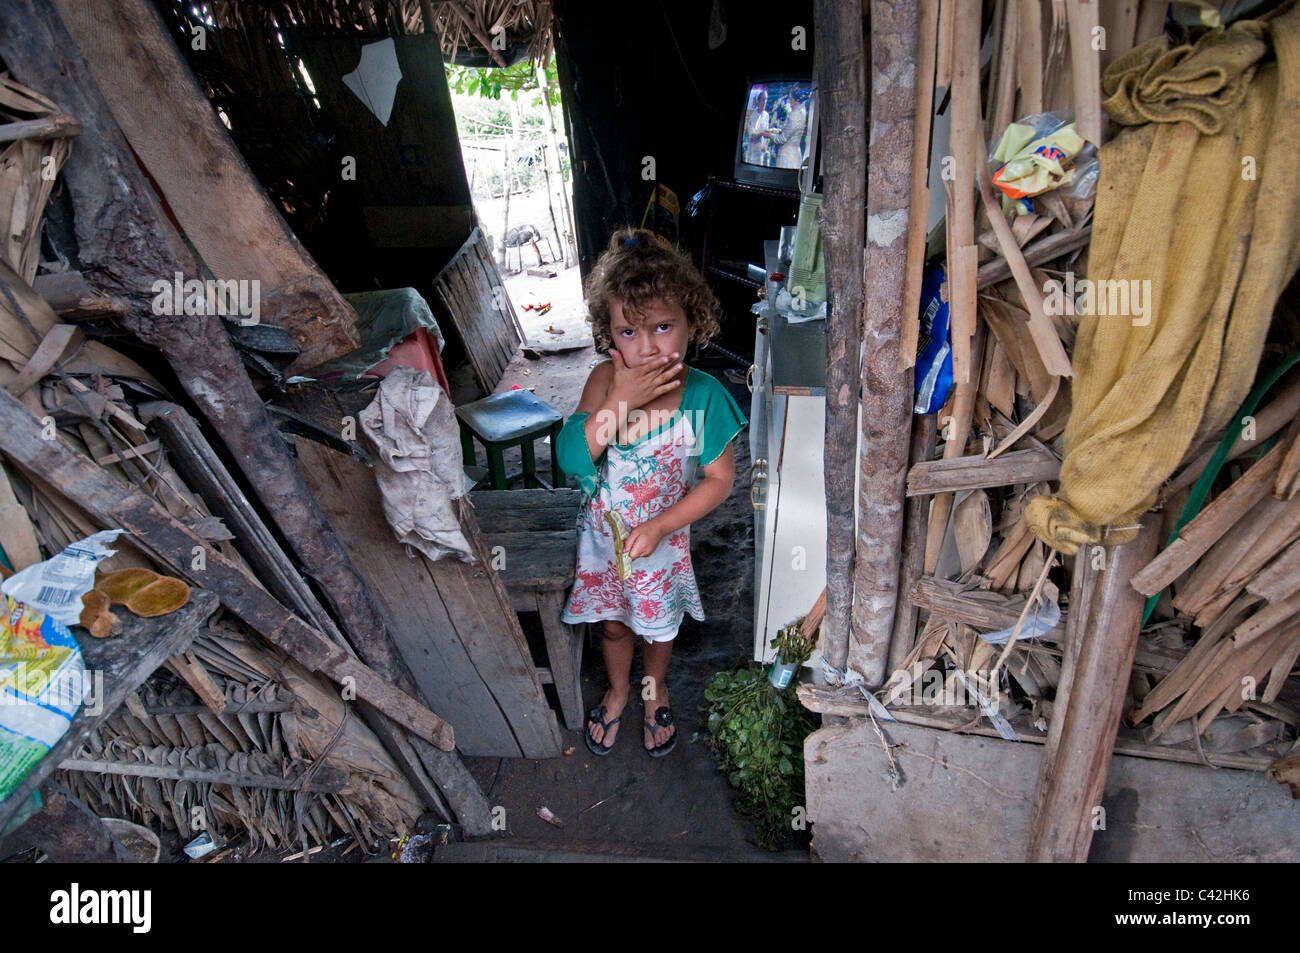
989;112;1087;199
914;264;954;415
0;595;88;805
0;529;124;627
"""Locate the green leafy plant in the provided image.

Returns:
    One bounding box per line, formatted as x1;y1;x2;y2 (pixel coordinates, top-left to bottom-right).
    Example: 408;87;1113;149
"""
771;621;815;666
705;659;817;849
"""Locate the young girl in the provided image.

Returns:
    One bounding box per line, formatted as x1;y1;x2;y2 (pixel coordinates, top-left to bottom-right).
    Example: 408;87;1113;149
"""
557;228;747;758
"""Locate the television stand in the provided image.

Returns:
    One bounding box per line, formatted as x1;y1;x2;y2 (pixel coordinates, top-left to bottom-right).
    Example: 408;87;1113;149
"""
698;174;800;294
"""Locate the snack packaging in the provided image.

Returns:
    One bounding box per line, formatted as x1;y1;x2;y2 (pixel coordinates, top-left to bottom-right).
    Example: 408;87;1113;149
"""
0;595;87;805
604;510;633;581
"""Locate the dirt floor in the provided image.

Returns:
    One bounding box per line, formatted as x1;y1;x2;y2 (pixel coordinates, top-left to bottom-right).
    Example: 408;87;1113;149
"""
441;271;809;862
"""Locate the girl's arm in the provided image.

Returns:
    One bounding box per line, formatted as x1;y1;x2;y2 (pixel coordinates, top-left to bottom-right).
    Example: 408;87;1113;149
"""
624;442;736;559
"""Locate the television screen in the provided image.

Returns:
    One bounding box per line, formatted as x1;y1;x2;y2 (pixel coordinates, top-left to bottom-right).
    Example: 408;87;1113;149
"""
739;80;816;174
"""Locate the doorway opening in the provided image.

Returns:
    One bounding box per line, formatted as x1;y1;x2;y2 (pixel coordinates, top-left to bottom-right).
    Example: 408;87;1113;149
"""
445;59;588;348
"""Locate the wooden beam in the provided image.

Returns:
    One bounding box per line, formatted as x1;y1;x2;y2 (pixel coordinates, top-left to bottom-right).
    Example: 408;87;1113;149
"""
1066;0;1104;146
796;684;1280;771
850;0;924;686
1027;513;1161;862
813;0;867;675
945;0;982;385
977;223;1092;288
899;0;939;371
908;448;1061;496
50;0;359;373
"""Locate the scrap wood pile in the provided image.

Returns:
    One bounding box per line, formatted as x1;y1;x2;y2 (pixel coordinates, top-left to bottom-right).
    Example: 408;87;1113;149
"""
55;619;422;854
0;64;434;852
881;0;1300;779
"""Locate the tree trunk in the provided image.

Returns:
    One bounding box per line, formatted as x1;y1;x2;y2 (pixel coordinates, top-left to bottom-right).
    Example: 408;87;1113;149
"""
849;0;922;687
812;0;867;676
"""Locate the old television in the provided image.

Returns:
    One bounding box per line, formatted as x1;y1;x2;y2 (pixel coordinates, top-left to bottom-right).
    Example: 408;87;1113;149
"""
734;75;818;191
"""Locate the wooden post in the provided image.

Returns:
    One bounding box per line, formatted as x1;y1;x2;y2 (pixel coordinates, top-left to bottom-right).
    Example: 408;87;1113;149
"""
812;0;866;675
1027;513;1161;862
888;412;938;675
849;0;923;686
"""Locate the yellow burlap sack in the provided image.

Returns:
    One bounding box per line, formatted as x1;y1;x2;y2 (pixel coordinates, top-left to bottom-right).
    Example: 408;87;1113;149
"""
1026;4;1300;555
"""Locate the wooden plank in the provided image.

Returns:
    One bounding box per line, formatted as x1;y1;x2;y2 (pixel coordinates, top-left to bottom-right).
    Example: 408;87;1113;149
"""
990;0;1020;140
432;227;520;392
908;448;1060;496
1130;438;1288;596
1274;423;1300;499
976;164;1073;377
1018;0;1045;116
1066;0;1104;145
899;0;939;371
945;1;982;385
1101;0;1141;67
923;323;985;572
50;0;359;373
0;589;218;832
294;437;519;757
1166;374;1300;498
0;8;496;827
295;438;561;758
912;575;1066;639
1134;0;1168;43
1028;513;1159;862
480;531;576;591
1234;593;1300;648
0;459;41;569
469;488;584;531
0;112;80;143
167;649;227;716
1248;537;1300;604
977;223;1092;289
1171;493;1290;617
934;0;955;91
798;687;1281;773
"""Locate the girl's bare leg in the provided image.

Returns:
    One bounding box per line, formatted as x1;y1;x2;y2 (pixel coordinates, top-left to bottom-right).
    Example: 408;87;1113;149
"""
589;619;634;746
641;638;676;748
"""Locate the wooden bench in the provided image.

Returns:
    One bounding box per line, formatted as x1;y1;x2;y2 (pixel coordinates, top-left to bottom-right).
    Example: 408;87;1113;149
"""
472;488;586;732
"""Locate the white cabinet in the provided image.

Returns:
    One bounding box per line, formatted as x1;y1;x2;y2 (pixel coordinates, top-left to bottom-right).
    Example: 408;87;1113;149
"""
748;246;827;663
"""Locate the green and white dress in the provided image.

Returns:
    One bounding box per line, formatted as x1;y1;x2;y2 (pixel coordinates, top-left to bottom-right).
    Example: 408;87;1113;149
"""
557;367;746;642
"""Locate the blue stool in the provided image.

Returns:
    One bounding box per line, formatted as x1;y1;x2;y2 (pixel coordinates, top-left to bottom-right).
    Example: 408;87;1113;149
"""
456;389;566;490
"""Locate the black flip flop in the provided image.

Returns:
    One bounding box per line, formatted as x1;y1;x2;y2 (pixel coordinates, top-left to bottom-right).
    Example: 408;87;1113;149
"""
585;704;622;756
643;706;677;758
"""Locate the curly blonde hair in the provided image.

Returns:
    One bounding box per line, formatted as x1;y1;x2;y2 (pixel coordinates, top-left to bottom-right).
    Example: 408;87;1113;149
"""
584;227;722;354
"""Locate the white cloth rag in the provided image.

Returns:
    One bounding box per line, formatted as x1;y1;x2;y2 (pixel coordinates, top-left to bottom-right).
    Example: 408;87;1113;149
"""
359;366;474;562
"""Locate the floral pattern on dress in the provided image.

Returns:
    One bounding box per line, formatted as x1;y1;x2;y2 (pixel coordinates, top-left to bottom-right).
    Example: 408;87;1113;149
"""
561;410;706;641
